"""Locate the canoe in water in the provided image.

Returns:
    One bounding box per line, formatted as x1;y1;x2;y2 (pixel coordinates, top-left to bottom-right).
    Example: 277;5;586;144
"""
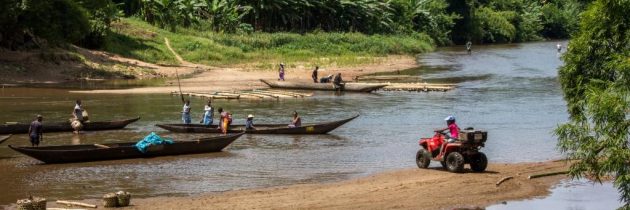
9;132;244;164
260;79;385;92
0;134;11;144
0;117;140;134
156;115;359;134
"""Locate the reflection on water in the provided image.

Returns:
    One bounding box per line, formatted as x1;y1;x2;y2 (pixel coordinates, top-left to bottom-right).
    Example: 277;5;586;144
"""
487;180;622;210
0;41;577;205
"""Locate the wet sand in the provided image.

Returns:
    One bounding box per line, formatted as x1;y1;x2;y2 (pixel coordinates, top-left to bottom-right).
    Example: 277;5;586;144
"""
41;161;570;210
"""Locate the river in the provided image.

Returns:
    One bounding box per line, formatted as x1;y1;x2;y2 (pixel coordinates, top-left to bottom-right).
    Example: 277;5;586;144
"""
0;41;618;208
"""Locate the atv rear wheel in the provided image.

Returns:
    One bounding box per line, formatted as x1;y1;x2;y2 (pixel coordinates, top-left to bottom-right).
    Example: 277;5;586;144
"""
469;152;488;172
446;152;464;173
416;149;431;168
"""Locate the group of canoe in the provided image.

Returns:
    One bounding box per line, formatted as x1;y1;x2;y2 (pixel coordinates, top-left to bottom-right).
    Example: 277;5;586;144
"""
2;103;359;164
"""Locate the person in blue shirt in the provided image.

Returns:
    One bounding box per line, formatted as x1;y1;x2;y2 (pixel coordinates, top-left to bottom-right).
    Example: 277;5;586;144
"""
245;114;256;130
200;100;213;126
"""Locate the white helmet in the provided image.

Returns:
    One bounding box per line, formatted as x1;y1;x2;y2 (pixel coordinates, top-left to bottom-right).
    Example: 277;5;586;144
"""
444;115;455;121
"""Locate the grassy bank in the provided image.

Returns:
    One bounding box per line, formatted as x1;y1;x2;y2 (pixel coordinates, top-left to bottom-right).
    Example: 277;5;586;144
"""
105;18;434;69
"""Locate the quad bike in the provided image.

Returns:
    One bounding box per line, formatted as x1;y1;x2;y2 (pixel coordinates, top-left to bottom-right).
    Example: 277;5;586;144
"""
415;128;488;173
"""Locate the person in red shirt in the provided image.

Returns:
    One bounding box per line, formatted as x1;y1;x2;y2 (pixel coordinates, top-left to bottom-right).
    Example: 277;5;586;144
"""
437;115;460;143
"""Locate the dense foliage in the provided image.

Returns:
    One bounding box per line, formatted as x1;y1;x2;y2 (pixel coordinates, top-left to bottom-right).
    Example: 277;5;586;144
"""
555;0;630;207
0;0;590;50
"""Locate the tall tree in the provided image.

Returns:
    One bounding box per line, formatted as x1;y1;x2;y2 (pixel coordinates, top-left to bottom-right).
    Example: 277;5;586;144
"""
555;0;630;207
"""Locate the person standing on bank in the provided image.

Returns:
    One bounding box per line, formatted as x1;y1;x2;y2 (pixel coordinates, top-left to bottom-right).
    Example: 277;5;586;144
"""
28;115;43;147
312;66;319;83
182;99;192;124
200;100;213;126
278;63;285;81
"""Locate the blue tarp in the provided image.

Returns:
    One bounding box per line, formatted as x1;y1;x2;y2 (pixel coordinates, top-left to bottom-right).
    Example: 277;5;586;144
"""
135;132;174;153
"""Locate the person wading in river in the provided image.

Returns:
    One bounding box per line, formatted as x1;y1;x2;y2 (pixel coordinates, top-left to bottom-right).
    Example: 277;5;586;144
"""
466;41;472;55
312;66;319;83
72;100;84;122
28;115;43;147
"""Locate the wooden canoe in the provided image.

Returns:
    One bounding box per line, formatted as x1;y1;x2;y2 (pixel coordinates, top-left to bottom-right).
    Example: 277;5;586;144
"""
260;79;385;92
0;134;12;144
8;132;244;164
156;115;359;134
0;117;140;134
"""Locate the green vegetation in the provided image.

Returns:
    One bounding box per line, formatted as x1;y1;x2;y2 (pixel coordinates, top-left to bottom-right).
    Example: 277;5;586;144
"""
555;0;630;207
107;18;433;66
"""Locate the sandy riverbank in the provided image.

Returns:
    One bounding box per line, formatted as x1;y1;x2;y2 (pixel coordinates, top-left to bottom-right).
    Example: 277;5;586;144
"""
40;161;570;210
70;55;418;94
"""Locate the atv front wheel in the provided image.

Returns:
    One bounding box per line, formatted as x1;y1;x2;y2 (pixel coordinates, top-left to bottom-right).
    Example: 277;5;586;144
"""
416;149;431;168
469;152;488;172
446;152;464;173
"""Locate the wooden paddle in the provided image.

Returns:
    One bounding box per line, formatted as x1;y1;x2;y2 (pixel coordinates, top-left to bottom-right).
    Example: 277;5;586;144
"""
175;69;185;103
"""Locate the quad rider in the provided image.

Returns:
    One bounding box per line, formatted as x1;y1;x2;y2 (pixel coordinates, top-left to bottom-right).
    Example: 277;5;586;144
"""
436;115;460;143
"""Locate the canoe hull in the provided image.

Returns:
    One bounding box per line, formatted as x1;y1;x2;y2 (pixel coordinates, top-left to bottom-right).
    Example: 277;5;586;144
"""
9;132;243;164
260;79;385;92
0;117;140;134
0;134;11;144
156;115;359;134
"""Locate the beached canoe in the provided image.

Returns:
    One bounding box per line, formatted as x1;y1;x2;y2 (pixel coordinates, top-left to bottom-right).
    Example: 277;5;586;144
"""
260;79;386;92
9;132;244;164
0;117;140;134
156;115;359;134
0;134;12;144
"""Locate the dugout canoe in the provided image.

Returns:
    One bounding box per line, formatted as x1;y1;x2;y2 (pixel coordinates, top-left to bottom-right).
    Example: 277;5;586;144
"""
0;117;140;134
9;132;244;164
156;115;359;134
260;79;385;92
0;134;11;144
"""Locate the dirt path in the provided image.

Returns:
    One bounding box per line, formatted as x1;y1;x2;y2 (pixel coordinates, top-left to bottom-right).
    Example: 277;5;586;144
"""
41;161;570;210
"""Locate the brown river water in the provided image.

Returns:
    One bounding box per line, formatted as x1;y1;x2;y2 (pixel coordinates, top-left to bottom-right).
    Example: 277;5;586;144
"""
0;41;618;208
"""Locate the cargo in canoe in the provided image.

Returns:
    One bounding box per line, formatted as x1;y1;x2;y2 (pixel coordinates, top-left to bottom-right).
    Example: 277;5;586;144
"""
260;79;385;92
9;132;244;164
0;117;140;134
0;134;11;144
156;115;359;134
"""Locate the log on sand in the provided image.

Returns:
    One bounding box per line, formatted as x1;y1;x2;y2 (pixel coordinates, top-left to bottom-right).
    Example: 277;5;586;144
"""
528;171;569;179
495;176;513;186
56;200;97;208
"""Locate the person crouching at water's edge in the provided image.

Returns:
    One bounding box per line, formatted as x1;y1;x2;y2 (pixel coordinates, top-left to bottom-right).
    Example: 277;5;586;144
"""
288;111;301;128
278;63;285;81
29;115;43;147
436;115;460;143
201;100;213;126
182;99;191;124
